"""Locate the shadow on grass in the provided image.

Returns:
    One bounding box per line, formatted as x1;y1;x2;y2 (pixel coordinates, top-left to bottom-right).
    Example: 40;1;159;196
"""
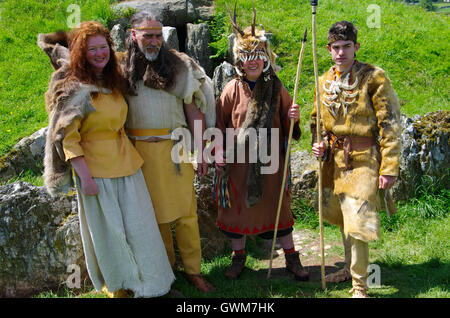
368;258;450;298
169;259;348;298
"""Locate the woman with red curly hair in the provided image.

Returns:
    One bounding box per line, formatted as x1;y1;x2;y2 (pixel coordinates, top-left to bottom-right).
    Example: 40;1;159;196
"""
39;21;174;298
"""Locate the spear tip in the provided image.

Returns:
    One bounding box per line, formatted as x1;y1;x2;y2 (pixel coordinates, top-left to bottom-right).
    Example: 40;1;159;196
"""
303;28;308;42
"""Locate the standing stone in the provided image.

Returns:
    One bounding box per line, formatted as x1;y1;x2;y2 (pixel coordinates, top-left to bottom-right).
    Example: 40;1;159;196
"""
212;61;236;100
392;111;450;201
112;0;214;28
185;23;213;77
163;26;179;51
111;24;126;52
226;33;235;64
0;182;86;297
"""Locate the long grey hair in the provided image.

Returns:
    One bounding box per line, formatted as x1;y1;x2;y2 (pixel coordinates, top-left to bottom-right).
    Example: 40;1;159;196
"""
123;11;179;94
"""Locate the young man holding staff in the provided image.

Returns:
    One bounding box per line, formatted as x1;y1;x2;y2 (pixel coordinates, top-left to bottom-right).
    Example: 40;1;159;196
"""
311;20;401;298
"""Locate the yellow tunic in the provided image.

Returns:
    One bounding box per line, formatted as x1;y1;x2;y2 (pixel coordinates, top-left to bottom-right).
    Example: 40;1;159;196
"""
311;61;401;202
126;81;196;224
63;90;143;178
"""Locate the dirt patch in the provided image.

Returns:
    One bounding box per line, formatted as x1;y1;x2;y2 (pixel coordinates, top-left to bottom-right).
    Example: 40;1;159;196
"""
257;229;346;279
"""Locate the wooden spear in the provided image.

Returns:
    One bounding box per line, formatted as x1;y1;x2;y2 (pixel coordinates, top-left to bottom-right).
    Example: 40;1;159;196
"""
311;0;326;290
267;27;308;279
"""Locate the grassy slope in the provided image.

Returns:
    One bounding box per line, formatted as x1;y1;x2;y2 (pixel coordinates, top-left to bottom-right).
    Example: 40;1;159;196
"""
0;0;448;298
0;0;118;156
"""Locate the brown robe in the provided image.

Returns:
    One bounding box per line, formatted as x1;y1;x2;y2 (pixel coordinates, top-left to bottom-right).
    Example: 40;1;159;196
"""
215;78;301;236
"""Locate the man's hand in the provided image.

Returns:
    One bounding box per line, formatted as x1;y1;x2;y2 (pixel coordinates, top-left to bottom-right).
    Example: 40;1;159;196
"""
379;175;396;189
312;141;327;158
196;153;208;177
184;101;207;177
288;103;300;123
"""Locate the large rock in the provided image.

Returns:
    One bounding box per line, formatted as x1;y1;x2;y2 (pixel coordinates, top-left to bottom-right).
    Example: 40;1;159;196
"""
162;26;180;51
194;167;228;259
393;111;450;200
113;0;214;28
0;127;47;181
185;23;213;77
110;24;127;52
0;182;85;297
212;61;236;100
290;150;318;203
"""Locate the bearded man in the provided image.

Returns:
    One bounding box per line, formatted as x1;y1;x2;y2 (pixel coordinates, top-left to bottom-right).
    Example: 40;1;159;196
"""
311;21;401;298
121;11;215;293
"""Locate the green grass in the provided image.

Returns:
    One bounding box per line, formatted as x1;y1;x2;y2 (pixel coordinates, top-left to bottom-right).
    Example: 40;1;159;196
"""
35;186;449;298
0;0;122;156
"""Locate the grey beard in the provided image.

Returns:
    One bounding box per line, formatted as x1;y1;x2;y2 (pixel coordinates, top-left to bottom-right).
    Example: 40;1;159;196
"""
144;50;159;61
139;43;160;62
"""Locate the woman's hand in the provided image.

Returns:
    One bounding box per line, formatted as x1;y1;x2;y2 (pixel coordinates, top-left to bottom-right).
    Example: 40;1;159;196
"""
288;104;300;123
214;147;226;168
80;176;99;196
70;156;98;196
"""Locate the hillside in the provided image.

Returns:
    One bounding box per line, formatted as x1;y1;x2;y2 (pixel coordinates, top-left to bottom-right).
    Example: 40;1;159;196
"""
0;0;448;156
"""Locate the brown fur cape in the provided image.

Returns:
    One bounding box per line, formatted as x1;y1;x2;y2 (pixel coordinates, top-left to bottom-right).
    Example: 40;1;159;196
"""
37;32;99;195
237;71;283;207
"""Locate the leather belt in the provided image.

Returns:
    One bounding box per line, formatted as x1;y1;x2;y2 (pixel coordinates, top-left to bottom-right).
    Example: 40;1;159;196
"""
126;128;171;142
328;132;376;170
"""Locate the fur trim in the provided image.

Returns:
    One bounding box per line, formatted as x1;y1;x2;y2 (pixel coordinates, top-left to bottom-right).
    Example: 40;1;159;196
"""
236;73;282;207
38;31;98;195
121;47;216;129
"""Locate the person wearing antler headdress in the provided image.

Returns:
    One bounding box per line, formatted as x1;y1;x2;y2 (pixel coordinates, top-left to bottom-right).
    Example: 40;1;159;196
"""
214;1;309;281
310;21;401;298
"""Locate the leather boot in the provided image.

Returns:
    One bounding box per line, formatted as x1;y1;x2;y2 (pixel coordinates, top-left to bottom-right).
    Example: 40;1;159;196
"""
285;251;309;281
225;253;246;279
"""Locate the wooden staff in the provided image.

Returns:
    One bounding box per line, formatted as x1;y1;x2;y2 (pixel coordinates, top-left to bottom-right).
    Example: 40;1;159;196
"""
267;27;308;279
311;0;326;290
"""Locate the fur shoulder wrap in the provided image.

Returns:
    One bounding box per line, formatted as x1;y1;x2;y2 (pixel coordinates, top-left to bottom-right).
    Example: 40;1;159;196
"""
38;32;99;196
165;50;216;128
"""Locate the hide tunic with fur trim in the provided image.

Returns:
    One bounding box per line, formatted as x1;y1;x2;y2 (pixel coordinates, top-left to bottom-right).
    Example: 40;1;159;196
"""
310;61;401;241
216;78;301;236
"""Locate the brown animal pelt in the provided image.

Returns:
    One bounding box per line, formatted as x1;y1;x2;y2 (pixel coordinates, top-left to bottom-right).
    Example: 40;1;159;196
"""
38;31;98;195
236;71;282;207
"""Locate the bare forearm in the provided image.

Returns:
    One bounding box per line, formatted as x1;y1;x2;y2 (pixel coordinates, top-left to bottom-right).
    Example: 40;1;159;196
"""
184;102;206;153
69;156;98;195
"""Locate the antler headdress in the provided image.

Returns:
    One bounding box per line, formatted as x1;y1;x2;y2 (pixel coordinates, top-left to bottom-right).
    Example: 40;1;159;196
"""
227;0;279;80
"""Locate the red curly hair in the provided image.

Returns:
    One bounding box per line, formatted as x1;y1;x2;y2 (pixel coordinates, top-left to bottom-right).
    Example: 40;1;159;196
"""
67;21;122;92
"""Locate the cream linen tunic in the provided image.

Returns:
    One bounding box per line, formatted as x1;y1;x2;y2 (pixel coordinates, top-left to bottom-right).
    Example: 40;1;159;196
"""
125;81;197;224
